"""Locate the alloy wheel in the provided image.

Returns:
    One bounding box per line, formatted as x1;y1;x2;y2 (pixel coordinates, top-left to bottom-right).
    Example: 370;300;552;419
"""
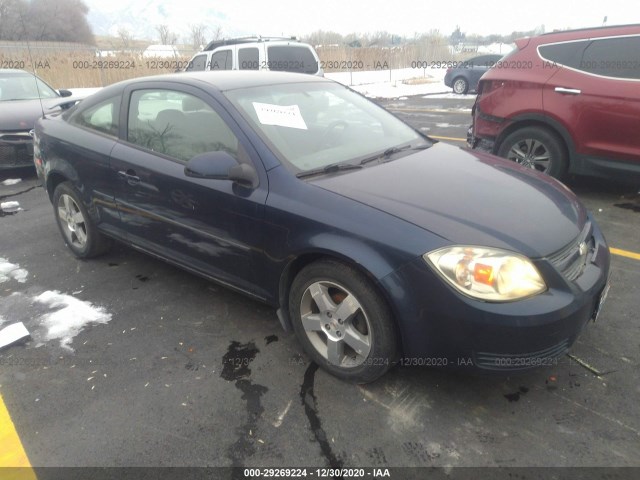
299;280;372;367
57;193;88;249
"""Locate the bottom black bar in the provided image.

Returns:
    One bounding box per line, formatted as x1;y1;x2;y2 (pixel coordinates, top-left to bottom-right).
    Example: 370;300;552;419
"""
0;467;638;480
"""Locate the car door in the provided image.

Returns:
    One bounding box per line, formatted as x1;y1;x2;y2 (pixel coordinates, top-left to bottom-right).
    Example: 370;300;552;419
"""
109;81;270;298
63;95;124;237
542;36;640;167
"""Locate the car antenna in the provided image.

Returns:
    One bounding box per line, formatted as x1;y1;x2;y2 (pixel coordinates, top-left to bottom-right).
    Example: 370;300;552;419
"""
18;9;46;119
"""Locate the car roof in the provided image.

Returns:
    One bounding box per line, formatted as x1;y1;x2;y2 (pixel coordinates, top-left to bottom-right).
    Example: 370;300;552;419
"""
0;69;35;76
526;24;640;45
107;70;330;94
84;71;333;107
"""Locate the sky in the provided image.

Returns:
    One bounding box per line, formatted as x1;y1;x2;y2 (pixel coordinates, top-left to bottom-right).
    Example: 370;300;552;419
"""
85;0;638;39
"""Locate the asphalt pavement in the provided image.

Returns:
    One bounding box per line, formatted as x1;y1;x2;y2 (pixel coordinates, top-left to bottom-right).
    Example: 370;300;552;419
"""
1;95;639;478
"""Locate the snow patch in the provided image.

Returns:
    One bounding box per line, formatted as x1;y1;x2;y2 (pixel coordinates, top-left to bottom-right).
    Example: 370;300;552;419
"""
0;257;28;283
1;201;21;213
1;179;21;186
33;290;112;350
326;67;449;99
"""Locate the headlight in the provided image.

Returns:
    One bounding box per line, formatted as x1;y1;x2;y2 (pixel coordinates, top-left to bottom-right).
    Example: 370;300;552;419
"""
425;246;546;302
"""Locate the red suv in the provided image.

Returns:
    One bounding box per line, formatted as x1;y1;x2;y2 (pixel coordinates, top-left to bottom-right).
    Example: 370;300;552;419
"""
468;24;640;182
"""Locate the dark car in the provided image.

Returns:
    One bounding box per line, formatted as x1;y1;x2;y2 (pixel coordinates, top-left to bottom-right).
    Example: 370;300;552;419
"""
444;54;503;94
468;25;640;182
34;71;610;383
0;69;77;169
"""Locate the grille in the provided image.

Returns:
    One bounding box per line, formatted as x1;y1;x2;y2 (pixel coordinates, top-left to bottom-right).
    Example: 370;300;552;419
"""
547;222;593;282
474;339;570;371
0;143;32;166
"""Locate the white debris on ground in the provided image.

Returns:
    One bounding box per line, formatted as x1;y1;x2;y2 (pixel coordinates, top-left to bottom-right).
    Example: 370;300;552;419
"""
1;179;21;186
33;290;112;350
0;322;30;350
1;201;21;213
0;257;29;283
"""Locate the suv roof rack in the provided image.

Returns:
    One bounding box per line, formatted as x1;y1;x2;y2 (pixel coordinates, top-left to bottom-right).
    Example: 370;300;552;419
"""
203;35;299;52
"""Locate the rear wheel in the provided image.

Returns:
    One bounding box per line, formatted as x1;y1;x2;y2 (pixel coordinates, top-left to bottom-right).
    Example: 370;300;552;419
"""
452;77;469;94
53;182;112;258
289;259;398;383
497;126;568;180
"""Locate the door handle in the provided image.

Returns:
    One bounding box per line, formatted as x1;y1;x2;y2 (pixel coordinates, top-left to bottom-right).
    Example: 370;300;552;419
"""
554;87;581;95
118;170;141;186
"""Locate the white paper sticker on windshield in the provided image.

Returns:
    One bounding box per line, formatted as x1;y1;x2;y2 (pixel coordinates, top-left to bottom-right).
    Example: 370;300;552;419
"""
253;102;308;130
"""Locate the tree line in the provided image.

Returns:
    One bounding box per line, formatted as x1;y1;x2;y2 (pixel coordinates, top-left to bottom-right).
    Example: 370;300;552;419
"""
303;26;547;48
0;0;94;44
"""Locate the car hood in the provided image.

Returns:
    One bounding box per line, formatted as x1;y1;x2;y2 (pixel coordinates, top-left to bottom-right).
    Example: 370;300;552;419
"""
310;143;587;258
0;98;71;131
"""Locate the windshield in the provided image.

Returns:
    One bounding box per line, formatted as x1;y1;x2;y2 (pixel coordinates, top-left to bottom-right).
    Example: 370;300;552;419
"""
224;82;429;173
0;74;59;101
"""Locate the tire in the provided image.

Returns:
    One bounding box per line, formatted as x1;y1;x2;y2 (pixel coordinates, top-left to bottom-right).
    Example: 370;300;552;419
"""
52;182;112;258
288;259;398;383
452;77;469;95
497;126;568;180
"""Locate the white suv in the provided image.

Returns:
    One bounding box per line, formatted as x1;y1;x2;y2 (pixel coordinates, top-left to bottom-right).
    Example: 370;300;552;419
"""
185;37;323;76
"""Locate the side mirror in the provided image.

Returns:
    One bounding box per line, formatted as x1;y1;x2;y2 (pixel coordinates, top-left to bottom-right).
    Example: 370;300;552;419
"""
58;89;73;97
184;151;258;188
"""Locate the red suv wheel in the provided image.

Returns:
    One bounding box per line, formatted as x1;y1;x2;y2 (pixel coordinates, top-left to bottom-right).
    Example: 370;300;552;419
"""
497;126;568;179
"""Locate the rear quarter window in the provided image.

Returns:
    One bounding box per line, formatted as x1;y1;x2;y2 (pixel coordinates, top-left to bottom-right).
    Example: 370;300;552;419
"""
266;45;319;74
70;96;121;137
538;41;587;69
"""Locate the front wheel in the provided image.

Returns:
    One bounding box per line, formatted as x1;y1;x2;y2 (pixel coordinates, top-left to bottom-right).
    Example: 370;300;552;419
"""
53;182;112;258
289;259;398;383
497;126;568;180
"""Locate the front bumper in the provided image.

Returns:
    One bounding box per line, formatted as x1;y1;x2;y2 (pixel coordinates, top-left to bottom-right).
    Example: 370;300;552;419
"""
381;216;611;372
0;132;34;169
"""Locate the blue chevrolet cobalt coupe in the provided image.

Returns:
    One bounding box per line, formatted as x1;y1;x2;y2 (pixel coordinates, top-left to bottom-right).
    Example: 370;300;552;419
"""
34;71;610;383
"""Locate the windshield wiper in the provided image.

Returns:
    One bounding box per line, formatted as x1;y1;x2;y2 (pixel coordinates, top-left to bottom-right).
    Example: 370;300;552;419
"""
296;162;363;179
359;143;431;166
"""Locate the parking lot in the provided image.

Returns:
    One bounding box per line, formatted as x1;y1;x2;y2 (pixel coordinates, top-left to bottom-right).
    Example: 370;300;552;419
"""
1;94;639;476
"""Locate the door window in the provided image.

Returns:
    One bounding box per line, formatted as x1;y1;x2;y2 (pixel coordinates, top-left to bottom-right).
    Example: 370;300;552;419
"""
239;47;259;70
210;50;231;70
579;36;640;79
186;54;207;72
127;89;239;163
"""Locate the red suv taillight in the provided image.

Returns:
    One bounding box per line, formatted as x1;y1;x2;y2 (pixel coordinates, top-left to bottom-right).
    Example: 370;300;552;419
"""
477;80;502;97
